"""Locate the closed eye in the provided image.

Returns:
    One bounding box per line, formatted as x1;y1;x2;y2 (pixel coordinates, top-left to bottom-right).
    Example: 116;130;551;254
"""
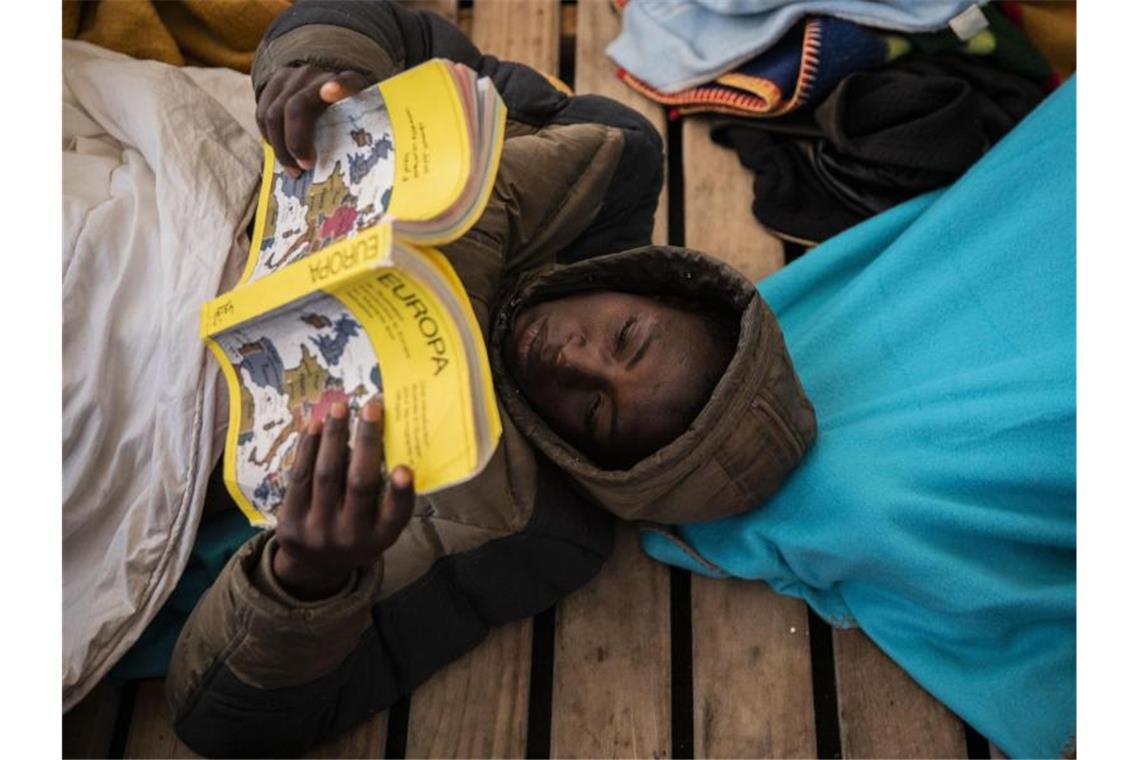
585;393;602;432
614;317;636;353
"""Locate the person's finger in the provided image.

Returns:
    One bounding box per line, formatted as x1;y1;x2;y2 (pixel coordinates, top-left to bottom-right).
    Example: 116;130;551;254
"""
319;71;370;104
264;66;312;177
344;401;385;534
311;400;351;519
282;73;339;171
255;69;291;145
280;416;322;526
374;465;415;550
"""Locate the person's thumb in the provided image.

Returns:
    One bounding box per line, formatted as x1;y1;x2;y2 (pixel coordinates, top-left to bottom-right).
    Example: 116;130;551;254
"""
319;71;370;104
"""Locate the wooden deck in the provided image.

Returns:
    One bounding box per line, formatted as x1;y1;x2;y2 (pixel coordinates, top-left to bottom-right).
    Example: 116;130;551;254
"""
64;1;1001;757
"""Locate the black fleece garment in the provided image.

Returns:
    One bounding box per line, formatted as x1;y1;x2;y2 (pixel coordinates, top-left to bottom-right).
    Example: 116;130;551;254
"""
712;54;1046;245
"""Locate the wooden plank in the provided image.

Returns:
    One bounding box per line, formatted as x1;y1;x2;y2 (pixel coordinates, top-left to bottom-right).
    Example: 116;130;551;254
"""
689;578;815;757
402;0;458;23
405;620;533;757
833;628;967;759
125;680;200;759
682;118;784;282
989;741;1009;759
63;681;122;759
574;0;668;246
546;8;672;757
683;101;811;757
471;0;561;77
551;523;671;758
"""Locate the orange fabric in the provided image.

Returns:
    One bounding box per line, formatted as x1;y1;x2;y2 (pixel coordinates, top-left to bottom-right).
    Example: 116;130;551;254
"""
538;70;574;96
63;0;291;72
1017;2;1076;78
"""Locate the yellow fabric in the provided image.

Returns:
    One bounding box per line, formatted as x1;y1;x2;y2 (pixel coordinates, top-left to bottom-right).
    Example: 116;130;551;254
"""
63;0;291;72
1018;1;1076;78
62;1;82;37
538;70;574;96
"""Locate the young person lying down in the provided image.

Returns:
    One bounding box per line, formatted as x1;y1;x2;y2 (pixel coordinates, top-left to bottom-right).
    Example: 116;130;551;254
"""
165;3;817;755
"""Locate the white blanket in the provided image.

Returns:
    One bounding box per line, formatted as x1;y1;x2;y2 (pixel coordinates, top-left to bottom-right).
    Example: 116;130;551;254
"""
63;40;261;710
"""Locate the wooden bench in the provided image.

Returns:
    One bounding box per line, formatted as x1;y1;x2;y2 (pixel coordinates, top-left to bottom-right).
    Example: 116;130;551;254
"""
64;2;1002;757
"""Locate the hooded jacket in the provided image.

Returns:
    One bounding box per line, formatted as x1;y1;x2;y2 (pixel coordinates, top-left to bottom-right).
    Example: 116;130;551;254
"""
165;3;816;755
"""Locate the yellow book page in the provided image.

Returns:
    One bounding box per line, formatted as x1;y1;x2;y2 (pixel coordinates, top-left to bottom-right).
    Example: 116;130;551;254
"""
380;60;472;222
203;336;270;525
238;146;279;286
395;87;507;248
203;289;390;523
329;268;479;492
241;81;398;286
415;246;502;447
203;261;483;522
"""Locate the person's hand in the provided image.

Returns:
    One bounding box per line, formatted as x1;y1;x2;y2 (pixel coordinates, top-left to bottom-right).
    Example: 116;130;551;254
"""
255;64;370;178
272;399;415;600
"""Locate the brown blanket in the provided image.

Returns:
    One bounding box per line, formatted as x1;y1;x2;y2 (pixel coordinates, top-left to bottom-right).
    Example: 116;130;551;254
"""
63;0;291;73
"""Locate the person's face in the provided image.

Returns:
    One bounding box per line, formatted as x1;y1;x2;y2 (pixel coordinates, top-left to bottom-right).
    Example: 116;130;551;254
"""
505;290;729;468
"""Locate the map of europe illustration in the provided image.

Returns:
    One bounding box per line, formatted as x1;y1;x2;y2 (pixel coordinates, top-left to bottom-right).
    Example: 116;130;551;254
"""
249;87;396;283
214;294;383;517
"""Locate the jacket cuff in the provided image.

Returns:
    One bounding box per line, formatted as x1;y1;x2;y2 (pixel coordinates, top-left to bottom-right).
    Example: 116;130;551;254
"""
252;535;360;608
224;531;384;689
251;24;400;96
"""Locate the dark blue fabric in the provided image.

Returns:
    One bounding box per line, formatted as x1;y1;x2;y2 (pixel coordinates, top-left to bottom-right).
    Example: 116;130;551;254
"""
644;78;1076;758
111;509;256;681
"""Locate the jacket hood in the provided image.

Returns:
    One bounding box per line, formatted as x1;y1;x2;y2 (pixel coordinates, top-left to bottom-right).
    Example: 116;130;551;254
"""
490;246;817;524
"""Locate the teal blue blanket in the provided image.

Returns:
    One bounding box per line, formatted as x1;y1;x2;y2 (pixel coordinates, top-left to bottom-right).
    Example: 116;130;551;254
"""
644;79;1076;758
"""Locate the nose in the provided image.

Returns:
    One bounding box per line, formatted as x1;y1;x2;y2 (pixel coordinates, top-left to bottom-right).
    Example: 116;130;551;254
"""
553;337;610;390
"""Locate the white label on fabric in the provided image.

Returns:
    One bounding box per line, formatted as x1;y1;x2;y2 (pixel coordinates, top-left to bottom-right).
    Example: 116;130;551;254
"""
949;4;989;41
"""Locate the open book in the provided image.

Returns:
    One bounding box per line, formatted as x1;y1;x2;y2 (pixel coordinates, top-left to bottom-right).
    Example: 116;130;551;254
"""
201;60;506;526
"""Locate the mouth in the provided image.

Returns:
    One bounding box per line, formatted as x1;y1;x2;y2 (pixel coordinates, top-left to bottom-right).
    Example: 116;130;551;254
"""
512;314;549;381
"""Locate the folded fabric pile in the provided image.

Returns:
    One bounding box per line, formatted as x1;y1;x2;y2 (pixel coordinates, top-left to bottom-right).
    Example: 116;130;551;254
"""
616;14;891;119
713;48;1048;243
608;0;985;98
609;0;1065;245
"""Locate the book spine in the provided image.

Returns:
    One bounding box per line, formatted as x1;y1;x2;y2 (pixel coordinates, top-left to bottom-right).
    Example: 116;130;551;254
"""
200;223;394;337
